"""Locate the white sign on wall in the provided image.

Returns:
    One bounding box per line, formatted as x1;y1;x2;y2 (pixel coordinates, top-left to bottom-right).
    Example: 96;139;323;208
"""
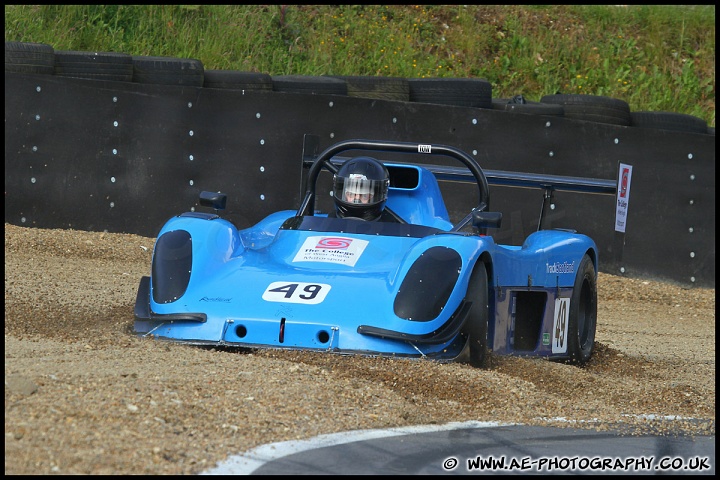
615;163;633;233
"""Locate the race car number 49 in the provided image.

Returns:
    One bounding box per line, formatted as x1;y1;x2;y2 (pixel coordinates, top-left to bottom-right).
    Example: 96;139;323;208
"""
262;281;331;304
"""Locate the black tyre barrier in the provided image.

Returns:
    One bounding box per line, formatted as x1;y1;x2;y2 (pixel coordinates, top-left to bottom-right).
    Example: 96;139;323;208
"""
630;111;708;134
131;55;204;86
327;75;410;102
5;64;715;287
202;70;273;91
5;41;55;75
492;95;564;116
540;93;631;126
54;50;133;82
271;75;348;95
408;78;493;109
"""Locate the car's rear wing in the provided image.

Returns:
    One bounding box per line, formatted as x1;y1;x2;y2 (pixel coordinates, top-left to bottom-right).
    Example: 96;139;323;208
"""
423;163;617;196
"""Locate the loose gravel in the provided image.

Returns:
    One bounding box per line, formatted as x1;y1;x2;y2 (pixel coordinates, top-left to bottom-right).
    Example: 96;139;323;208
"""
4;223;715;474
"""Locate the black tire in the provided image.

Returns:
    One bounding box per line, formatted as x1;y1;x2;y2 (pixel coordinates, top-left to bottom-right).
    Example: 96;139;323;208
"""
132;55;204;86
504;102;564;116
272;75;348;96
54;50;133;82
492;96;564;116
328;75;410;101
491;98;510;110
630;111;708;134
566;254;597;365
460;262;489;367
203;70;273;91
540;93;631;126
5;41;55;75
408;78;493;109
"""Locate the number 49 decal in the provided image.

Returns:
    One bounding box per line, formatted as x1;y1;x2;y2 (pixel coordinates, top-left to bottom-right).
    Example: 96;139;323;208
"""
262;281;331;304
552;297;570;354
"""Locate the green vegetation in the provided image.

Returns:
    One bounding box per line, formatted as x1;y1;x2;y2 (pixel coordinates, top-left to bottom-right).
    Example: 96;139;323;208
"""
5;4;715;126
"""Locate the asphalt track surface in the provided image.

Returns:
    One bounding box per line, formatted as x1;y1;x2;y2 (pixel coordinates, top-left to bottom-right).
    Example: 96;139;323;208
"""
202;420;715;475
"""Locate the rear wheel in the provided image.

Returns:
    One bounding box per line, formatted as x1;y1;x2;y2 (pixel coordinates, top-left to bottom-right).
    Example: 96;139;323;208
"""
460;262;489;367
566;254;597;365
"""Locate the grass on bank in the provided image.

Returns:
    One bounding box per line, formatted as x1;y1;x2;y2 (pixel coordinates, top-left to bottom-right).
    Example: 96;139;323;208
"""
4;4;715;126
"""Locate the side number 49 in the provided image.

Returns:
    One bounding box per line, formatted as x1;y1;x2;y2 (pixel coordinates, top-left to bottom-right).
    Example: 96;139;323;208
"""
552;297;570;354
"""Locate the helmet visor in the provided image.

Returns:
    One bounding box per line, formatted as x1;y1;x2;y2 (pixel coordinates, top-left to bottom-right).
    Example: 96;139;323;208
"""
334;173;388;205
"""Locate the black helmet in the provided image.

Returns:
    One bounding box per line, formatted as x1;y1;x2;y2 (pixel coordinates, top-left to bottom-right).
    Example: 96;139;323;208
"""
333;156;390;221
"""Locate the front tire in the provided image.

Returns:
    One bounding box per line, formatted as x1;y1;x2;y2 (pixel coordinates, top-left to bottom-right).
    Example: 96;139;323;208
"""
566;254;597;365
460;262;489;367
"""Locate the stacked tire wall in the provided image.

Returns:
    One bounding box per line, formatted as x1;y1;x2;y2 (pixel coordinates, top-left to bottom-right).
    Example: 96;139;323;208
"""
5;42;715;287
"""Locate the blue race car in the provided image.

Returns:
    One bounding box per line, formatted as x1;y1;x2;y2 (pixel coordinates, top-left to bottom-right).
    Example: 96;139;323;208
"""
134;138;616;366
